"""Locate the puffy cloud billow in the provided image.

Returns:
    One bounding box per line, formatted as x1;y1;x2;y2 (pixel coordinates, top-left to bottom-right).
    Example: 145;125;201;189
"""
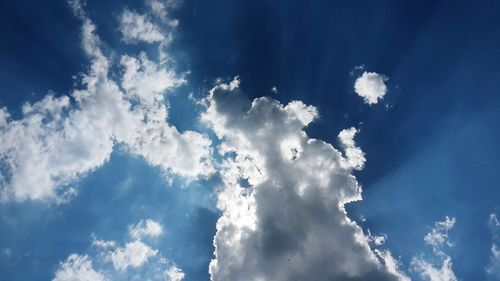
203;78;408;281
53;254;108;281
54;219;184;281
354;71;388;105
0;0;213;203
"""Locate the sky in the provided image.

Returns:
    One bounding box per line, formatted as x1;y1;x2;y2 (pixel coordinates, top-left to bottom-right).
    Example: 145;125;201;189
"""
0;0;499;281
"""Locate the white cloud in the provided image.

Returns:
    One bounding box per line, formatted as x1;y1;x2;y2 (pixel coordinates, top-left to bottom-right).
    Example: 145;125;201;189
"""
354;71;388;105
146;0;169;20
411;217;458;281
375;250;411;281
487;213;500;279
412;256;457;281
146;0;181;25
119;9;165;44
0;5;213;203
424;216;455;249
202;78;408;281
120;53;184;105
53;254;108;281
338;127;366;170
106;240;158;271
164;265;185;281
67;0;86;19
128;219;163;239
56;221;184;280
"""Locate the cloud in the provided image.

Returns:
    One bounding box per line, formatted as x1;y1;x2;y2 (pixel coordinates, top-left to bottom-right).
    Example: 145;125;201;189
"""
411;256;457;281
53;254;108;281
0;3;213;203
202;77;408;281
128;219;163;239
338;127;366;170
106;240;158;271
146;0;169;20
164;265;185;281
56;220;183;280
411;217;458;281
354;71;388;105
486;213;500;279
424;216;456;249
146;0;181;25
375;250;411;281
119;9;166;44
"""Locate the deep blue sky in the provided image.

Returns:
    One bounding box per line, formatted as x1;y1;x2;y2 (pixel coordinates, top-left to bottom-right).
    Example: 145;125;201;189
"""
0;0;499;280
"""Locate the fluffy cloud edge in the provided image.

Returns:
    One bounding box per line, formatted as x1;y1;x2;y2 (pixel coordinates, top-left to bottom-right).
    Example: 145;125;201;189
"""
354;71;388;105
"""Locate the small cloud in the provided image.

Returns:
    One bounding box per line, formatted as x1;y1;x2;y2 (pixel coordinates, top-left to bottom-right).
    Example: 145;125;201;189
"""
164;265;185;281
424;216;456;249
55;222;183;280
128;219;163;239
53;254;108;281
411;217;458;281
354;71;388;105
106;240;158;271
487;213;500;279
338;127;366;170
119;9;165;44
271;86;278;93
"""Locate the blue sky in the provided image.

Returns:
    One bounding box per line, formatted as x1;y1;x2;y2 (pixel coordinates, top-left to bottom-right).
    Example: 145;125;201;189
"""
0;1;499;281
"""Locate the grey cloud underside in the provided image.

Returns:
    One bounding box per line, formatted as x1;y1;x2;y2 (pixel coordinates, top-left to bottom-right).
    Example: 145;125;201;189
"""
204;80;407;281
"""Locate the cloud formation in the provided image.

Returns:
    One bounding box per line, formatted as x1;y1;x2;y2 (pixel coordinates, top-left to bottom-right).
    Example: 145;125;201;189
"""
128;219;163;240
119;9;166;44
164;265;186;281
203;78;408;281
0;1;213;203
354;71;388;105
53;254;108;281
411;217;458;281
105;240;158;271
54;219;184;281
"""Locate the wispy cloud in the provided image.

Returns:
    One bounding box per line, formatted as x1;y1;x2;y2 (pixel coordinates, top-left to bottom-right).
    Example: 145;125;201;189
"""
486;213;500;279
411;217;458;281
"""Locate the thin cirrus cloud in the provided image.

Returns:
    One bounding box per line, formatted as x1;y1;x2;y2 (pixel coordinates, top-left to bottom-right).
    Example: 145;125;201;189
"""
0;0;213;203
202;77;409;281
354;71;389;105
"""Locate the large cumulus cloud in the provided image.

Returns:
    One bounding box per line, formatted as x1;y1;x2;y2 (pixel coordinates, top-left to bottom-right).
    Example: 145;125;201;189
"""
203;78;408;281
